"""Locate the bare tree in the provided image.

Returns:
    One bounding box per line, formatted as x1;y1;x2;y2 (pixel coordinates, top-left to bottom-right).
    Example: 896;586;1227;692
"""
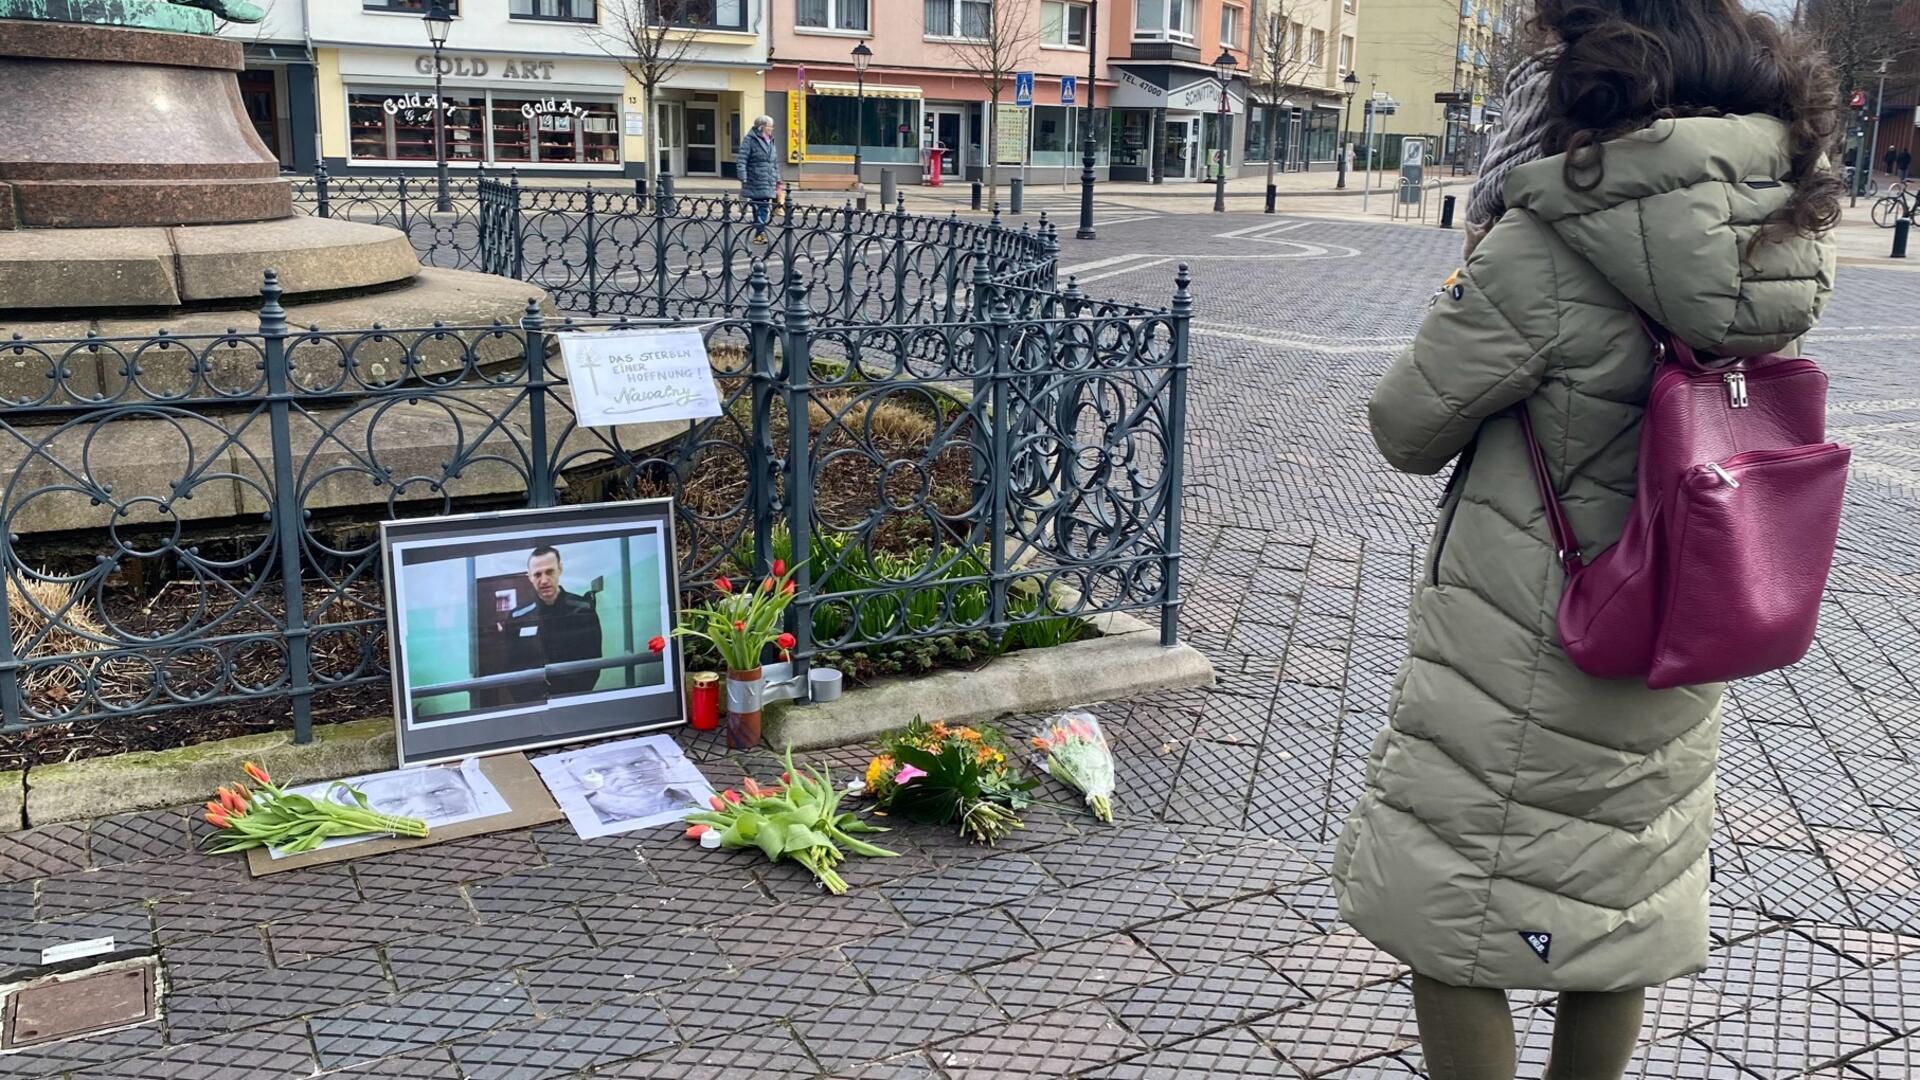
584;0;705;188
1252;0;1319;186
1800;0;1920;172
933;0;1039;208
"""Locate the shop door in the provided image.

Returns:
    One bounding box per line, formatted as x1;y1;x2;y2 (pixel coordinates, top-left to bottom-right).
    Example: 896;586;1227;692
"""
685;106;719;176
238;69;281;164
928;107;963;175
1161;115;1200;181
654;102;683;176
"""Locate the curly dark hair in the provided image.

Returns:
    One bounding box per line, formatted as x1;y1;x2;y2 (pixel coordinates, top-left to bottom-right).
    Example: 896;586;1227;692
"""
1531;0;1843;240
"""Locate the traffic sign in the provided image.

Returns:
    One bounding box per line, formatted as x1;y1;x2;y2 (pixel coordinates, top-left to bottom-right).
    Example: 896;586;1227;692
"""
1851;89;1868;108
1434;91;1469;104
1015;71;1034;107
1061;75;1077;105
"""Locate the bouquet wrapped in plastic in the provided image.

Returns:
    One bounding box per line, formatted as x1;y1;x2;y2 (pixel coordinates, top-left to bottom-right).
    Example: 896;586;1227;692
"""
1031;710;1117;822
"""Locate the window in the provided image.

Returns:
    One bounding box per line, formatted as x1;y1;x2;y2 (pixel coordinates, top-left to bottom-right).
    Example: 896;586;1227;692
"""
1219;5;1239;47
797;0;868;31
1288;21;1303;60
661;0;746;28
1040;1;1088;46
363;0;454;11
509;0;592;20
1133;0;1195;41
1309;28;1324;66
1338;34;1354;73
925;0;992;38
1344;0;1355;10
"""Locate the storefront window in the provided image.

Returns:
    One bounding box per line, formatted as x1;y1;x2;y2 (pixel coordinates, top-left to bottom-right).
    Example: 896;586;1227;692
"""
1243;106;1269;163
509;0;594;19
804;94;921;163
348;92;483;161
1110;109;1152;167
1307;108;1338;161
672;0;747;29
364;0;453;11
350;89;620;166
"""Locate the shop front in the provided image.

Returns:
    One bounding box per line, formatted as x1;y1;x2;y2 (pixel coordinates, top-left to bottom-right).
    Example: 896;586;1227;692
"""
1243;98;1342;172
317;47;762;180
1107;64;1243;183
241;43;321;173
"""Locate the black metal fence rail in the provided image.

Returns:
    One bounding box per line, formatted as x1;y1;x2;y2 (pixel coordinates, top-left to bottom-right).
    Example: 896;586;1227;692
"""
0;183;1185;741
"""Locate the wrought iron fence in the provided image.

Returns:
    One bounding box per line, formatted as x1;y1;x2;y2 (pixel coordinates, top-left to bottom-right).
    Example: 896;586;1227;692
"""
0;179;1187;742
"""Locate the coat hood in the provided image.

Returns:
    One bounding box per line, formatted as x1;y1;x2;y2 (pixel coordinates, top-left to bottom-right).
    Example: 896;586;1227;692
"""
1504;114;1836;356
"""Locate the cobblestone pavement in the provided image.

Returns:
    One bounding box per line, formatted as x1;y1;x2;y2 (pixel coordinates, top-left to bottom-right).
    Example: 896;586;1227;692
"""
3;213;1919;1078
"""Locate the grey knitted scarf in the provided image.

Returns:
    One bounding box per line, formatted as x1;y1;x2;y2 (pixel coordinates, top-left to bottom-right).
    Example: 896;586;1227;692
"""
1467;50;1558;227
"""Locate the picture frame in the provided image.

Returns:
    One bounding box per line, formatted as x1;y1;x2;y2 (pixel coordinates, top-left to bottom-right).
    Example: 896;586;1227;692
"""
380;500;685;766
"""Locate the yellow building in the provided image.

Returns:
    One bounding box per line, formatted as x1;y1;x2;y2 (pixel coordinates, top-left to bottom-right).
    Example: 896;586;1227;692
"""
1352;0;1516;167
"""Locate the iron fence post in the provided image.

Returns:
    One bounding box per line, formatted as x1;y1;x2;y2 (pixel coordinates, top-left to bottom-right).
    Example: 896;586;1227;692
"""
747;263;777;577
522;298;556;508
259;271;315;742
585;184;601;319
778;199;798;299
839;202;856;324
653;184;671;319
782;270;815;672
1054;275;1087;552
942;214;962;322
0;558;21;734
509;170;525;282
314;162;330;220
1162;264;1192;646
986;259;1013;645
891;195;909;325
397;173;411;236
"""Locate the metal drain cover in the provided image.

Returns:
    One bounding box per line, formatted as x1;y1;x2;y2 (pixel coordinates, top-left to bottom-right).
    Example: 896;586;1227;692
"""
1;959;156;1049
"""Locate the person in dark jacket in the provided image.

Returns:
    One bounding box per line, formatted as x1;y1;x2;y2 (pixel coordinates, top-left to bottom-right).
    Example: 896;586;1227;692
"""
496;545;603;700
1886;145;1899;177
1900;147;1912;182
738;115;781;244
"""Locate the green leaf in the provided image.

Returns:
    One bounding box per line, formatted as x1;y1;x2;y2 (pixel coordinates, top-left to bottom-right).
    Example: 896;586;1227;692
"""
754;819;788;861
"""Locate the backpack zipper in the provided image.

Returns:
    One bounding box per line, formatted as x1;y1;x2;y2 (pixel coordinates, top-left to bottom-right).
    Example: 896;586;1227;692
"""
1699;444;1848;487
1724;371;1750;409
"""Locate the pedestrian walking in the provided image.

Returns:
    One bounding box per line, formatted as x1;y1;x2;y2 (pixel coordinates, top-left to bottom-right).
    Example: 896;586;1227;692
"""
1333;2;1840;1078
737;114;781;245
1899;146;1911;182
1885;144;1898;177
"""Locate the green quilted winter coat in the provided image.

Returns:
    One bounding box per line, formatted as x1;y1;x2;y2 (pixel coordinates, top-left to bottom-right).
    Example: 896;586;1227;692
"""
1331;114;1836;992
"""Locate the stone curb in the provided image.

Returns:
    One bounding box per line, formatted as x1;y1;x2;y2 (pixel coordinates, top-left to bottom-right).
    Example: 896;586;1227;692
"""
0;771;21;831
22;718;397;828
767;613;1216;750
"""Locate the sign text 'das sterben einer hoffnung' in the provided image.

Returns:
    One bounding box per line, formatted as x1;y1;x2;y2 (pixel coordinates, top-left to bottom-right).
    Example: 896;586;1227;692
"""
558;328;724;428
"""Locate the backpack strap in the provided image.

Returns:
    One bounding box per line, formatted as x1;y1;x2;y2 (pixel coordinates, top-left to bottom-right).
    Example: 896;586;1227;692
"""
1514;405;1586;576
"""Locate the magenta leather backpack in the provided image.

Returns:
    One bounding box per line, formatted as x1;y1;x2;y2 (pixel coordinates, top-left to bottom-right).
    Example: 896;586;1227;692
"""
1519;317;1850;690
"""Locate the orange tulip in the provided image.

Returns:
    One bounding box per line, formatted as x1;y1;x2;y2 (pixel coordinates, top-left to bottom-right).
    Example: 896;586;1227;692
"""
205;806;230;829
243;761;271;786
715;577;733;594
784;580;796;596
709;795;728;811
722;789;742;804
685;823;710;840
743;777;764;797
772;559;786;577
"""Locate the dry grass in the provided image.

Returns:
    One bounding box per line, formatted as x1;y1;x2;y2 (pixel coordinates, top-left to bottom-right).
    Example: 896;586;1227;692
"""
809;391;939;445
9;575;143;709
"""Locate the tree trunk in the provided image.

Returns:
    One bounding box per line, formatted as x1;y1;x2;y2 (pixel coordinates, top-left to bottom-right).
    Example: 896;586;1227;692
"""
644;83;659;189
1264;101;1278;186
987;90;1000;211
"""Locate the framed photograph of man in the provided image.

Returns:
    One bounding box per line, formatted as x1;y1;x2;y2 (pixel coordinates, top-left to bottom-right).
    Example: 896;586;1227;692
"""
382;500;684;765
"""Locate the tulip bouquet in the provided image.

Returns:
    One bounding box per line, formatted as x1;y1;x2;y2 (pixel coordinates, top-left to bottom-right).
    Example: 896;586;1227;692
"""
200;762;430;855
865;719;1038;844
682;748;896;894
672;560;801;672
1031;710;1117;823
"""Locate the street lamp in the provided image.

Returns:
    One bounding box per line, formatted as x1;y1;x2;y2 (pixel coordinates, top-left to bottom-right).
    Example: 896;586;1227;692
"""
1337;70;1359;190
1212;49;1236;213
422;0;453;213
851;42;872;187
1076;0;1099;240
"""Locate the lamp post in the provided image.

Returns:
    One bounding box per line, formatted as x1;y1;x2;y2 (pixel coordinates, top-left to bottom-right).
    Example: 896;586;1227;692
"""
1212;49;1236;213
1076;0;1098;239
1866;56;1892;200
851;42;872;186
423;0;453;213
1337;69;1358;190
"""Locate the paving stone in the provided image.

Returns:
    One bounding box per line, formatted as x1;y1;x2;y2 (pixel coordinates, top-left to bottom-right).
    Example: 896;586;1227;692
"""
465;849;660;921
349;832;546;896
1104;954;1309;1048
165;949;392;1039
310;973;535;1071
711;893;906;964
1690;993;1893;1076
1819;827;1920;894
448;994;679;1079
1817;953;1920;1033
0;904;154;970
843;908;1038;988
1262;931;1406;1000
1697;927;1866;1008
651;947;867;1034
159;925;273;988
309;1048;464;1078
826;1050;945;1079
593;1024;819;1078
386;909;596;988
38;858;242;919
1261;982;1420;1076
88;809;190;868
574;870;776;940
1163;739;1260;826
1134;892;1323;970
1003;875;1189;949
1080;1024;1289;1079
66;1021;310;1080
265;890;474;962
932;1000;1147;1078
0;1021;167;1079
0;822;87;883
150;864;359;943
1027;824;1191;887
793;974;1007;1072
1837;1035;1920;1076
519;929;732;1012
1789;923;1920;967
1273;875;1346;932
973;933;1174;1019
877;851;1054;922
1160;839;1324;905
1637;975;1737;1038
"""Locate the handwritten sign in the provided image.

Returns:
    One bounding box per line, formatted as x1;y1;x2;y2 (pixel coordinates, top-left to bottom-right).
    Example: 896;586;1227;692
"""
559;329;722;428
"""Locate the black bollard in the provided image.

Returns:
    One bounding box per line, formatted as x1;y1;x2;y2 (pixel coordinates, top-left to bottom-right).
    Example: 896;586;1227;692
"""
1439;194;1457;230
1896;216;1912;259
1010;178;1024;215
971;181;983;211
879;169;896;207
1265;183;1277;214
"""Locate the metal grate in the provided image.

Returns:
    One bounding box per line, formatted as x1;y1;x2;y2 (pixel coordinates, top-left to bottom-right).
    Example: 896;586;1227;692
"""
1;958;156;1049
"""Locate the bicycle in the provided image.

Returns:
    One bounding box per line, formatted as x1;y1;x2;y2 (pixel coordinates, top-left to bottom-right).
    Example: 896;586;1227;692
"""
1871;180;1918;228
1847;165;1881;198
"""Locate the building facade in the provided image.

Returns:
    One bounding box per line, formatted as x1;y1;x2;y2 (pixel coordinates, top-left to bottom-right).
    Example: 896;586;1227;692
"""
308;0;769;180
1104;0;1251;183
1242;0;1359;174
1352;0;1514;167
222;0;322;173
766;0;1116;186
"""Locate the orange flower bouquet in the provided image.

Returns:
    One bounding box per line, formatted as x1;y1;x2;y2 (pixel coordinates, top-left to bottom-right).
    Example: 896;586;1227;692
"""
200;762;429;855
1031;711;1116;823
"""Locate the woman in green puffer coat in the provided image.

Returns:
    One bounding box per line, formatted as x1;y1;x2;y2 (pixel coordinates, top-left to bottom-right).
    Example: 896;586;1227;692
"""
1331;3;1842;1078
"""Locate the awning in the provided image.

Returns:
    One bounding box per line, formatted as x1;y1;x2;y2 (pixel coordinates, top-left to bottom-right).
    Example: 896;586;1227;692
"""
809;82;923;100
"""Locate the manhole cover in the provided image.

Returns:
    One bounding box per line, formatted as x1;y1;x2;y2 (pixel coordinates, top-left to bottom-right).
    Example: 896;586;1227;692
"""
1;959;156;1049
